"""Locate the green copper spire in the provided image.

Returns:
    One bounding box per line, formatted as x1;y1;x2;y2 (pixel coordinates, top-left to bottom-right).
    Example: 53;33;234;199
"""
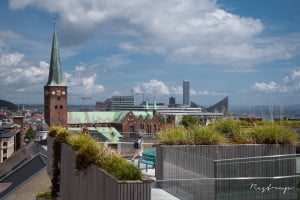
45;23;66;86
145;99;149;111
153;99;157;110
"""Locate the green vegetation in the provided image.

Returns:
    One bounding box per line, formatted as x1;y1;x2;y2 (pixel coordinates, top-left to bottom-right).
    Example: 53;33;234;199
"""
157;126;190;145
158;118;298;145
0;99;17;110
49;127;142;185
212;118;240;137
189;126;225;145
50;127;70;198
25;126;35;141
180;115;198;128
247;125;298;145
36;190;51;198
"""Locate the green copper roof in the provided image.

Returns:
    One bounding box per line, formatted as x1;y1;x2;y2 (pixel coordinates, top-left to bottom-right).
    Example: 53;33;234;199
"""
145;100;149;111
68;127;122;142
153;99;157;110
45;26;66;86
67;111;154;124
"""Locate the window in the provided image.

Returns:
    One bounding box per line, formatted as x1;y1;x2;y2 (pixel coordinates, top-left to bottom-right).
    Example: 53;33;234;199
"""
55;105;58;109
3;157;7;161
3;142;7;146
60;105;63;109
57;96;61;101
3;149;7;154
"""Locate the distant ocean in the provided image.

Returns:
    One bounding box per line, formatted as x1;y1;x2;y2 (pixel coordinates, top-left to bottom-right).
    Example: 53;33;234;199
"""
230;105;300;121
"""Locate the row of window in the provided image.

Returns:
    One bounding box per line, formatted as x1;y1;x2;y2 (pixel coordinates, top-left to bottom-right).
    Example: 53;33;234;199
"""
54;105;64;109
139;124;158;133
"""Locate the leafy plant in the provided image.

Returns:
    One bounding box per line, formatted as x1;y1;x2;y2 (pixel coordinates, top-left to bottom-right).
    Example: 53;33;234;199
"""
103;155;142;180
180;115;198;128
36;190;51;198
213;118;240;137
48;126;64;137
157;126;191;145
233;128;255;144
51;127;71;198
69;134;95;151
50;127;142;181
75;142;103;172
25;126;35;141
248;125;298;144
189;125;225;145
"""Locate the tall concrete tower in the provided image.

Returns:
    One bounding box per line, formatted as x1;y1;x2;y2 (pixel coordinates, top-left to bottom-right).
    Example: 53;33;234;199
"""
44;25;68;127
183;80;190;106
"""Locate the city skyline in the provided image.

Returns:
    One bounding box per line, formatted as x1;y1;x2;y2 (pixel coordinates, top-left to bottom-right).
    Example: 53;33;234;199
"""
1;0;300;106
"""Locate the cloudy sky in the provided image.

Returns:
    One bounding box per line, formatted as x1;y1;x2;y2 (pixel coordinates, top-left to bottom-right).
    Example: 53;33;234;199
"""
1;0;300;106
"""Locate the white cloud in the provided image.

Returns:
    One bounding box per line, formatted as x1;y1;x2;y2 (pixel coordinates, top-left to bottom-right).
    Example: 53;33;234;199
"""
75;66;85;71
251;81;279;93
0;52;24;68
10;0;298;67
131;79;170;95
291;69;300;80
282;76;290;84
0;53;48;85
250;69;300;94
170;86;182;95
199;90;210;95
64;66;104;96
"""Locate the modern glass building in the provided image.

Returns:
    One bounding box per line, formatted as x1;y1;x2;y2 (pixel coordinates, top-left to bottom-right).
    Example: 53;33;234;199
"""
111;96;134;110
183;80;190;106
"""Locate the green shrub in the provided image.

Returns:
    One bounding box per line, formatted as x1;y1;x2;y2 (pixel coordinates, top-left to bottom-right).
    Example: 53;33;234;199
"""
51;127;72;199
75;142;103;172
103;155;142;180
189;126;224;145
36;190;51;198
248;125;298;144
69;134;97;151
213;118;240;137
180;115;198;127
50;128;142;180
157;126;191;145
48;126;63;137
233;128;255;144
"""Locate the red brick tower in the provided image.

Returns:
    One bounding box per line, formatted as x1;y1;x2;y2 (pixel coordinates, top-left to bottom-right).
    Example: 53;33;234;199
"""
44;25;67;127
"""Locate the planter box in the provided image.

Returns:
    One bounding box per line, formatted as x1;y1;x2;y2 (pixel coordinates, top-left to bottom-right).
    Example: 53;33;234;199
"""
156;144;297;200
59;143;152;200
46;136;54;175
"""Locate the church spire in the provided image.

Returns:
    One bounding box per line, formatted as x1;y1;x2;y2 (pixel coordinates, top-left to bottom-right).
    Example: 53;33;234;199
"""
145;99;149;111
45;22;65;86
153;99;157;110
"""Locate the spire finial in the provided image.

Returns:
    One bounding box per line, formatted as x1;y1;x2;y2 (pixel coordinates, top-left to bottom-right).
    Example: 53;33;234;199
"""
53;17;56;29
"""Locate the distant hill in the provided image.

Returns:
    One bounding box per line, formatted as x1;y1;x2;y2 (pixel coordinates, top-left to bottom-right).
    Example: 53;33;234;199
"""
0;99;18;110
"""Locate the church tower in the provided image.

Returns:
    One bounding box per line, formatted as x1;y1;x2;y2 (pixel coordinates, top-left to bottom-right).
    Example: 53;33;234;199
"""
44;25;67;127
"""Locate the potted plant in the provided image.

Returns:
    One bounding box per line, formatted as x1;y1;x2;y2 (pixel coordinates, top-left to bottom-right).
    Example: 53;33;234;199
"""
47;127;152;200
156;121;298;200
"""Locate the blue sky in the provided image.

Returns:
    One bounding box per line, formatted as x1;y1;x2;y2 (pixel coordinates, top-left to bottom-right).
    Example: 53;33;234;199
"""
1;0;300;106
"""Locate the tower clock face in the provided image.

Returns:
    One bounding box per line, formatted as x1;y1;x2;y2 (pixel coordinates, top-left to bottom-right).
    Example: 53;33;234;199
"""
52;91;56;95
62;91;66;95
